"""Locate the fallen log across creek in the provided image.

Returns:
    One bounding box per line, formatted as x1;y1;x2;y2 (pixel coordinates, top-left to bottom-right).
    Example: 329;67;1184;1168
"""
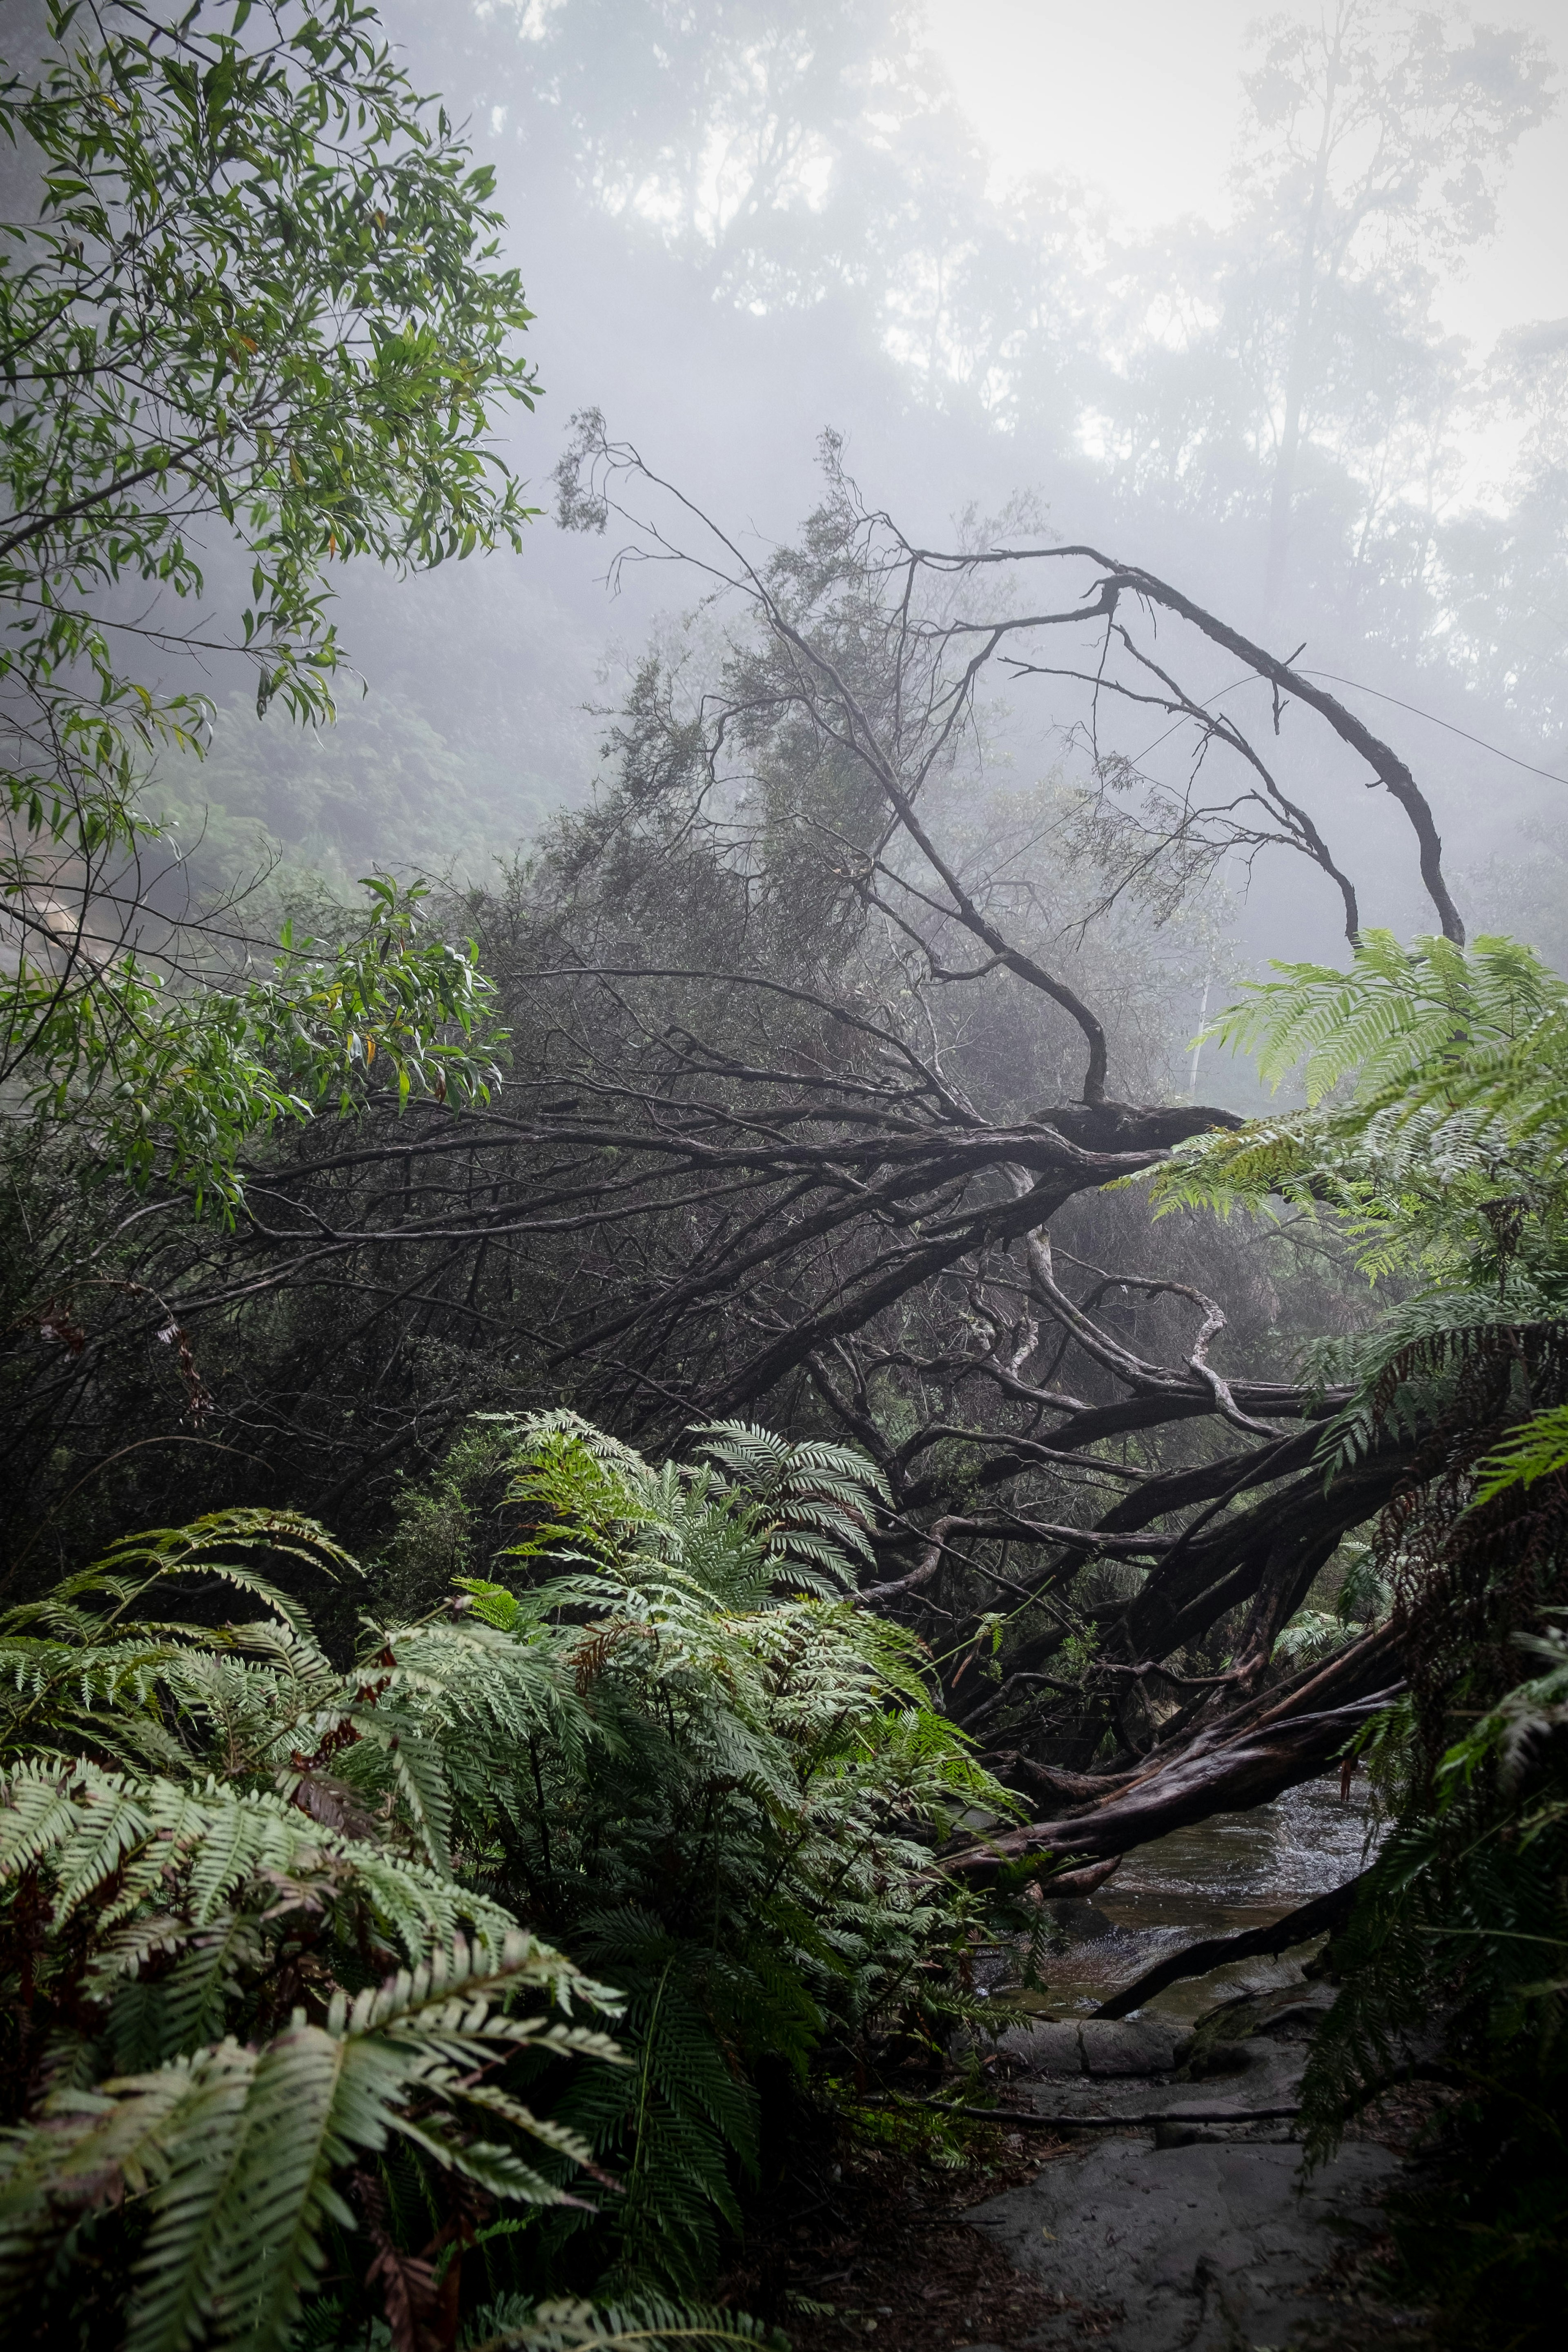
945;1629;1403;1883
1091;1871;1370;2019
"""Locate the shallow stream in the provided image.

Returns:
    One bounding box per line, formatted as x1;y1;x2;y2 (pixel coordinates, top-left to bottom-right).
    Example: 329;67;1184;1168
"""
1001;1773;1378;2025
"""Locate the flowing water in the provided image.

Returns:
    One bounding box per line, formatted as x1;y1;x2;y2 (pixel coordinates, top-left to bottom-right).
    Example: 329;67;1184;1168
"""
995;1775;1378;2025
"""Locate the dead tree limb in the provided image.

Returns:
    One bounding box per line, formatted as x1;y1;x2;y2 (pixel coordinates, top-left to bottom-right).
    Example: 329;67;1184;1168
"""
1091;1873;1369;2019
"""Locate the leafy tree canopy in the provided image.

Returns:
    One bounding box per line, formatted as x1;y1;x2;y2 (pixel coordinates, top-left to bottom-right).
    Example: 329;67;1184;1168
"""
1;0;535;1198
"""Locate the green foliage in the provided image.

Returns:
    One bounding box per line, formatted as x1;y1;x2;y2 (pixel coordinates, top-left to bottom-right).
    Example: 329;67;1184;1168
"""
444;1412;1008;2293
0;1936;612;2352
1;0;538;753
1172;931;1568;2345
0;1419;1005;2344
1148;931;1568;1285
153;689;553;899
0;0;533;1200
1147;933;1568;1488
1299;1624;1568;2348
1272;1541;1391;1670
18;875;503;1215
1191;931;1564;1111
1473;1403;1568;1505
0;1504;621;2352
456;2295;786;2352
499;1413;891;1604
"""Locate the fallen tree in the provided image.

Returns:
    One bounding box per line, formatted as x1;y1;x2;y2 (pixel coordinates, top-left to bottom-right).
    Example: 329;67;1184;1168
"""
946;1629;1403;1877
1091;1874;1370;2020
3;436;1476;1854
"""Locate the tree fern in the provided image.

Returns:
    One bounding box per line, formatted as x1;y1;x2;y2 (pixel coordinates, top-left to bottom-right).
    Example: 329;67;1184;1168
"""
458;2294;786;2351
1170;931;1568;2344
1;1417;1009;2343
1196;930;1565;1105
1473;1403;1568;1503
1152;933;1568;1260
434;1414;1011;2292
0;1512;625;2349
687;1421;891;1586
0;1937;621;2352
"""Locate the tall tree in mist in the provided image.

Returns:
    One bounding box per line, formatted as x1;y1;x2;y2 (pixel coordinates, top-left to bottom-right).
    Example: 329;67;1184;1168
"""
375;0;1563;791
1238;1;1552;612
406;0;981;314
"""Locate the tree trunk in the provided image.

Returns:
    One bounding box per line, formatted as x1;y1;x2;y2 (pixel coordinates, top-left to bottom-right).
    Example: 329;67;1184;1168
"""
1263;15;1344;615
945;1628;1401;1880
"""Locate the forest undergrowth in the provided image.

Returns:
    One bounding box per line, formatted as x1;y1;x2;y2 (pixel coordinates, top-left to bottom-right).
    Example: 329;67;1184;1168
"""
0;1414;1038;2350
2;7;1566;2347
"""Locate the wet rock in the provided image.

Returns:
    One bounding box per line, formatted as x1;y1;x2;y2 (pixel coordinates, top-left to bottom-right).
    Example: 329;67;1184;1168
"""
1176;1976;1336;2080
1184;2036;1254;2080
963;1971;1429;2346
1252;1996;1332;2039
1041;1897;1116;1944
984;2019;1084;2075
1152;2119;1227;2149
1078;2018;1184;2076
968;2134;1403;2351
970;1945;1018;1993
967;2016;1188;2078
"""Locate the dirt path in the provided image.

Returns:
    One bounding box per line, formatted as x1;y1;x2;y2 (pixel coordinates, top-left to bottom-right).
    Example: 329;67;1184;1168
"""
962;1981;1433;2352
723;1973;1434;2352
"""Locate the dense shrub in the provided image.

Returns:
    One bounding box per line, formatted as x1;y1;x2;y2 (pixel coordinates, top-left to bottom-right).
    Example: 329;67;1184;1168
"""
0;1417;1007;2347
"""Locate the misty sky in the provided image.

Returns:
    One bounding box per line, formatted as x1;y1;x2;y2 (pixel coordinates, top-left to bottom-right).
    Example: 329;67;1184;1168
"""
151;0;1568;981
928;0;1568;485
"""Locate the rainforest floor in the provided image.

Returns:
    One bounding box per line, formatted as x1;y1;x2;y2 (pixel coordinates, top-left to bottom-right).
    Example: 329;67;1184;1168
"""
721;1974;1449;2352
716;2114;1121;2350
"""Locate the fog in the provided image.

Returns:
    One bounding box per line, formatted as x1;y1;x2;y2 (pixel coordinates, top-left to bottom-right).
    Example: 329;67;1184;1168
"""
183;0;1568;996
930;0;1568;393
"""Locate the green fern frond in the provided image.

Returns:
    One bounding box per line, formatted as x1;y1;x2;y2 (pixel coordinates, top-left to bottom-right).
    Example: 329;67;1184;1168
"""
81;1506;359;1622
1472;1404;1568;1504
3;1411;1016;2335
689;1419;891;1579
0;1934;617;2352
0;1759;521;1962
461;2292;786;2351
